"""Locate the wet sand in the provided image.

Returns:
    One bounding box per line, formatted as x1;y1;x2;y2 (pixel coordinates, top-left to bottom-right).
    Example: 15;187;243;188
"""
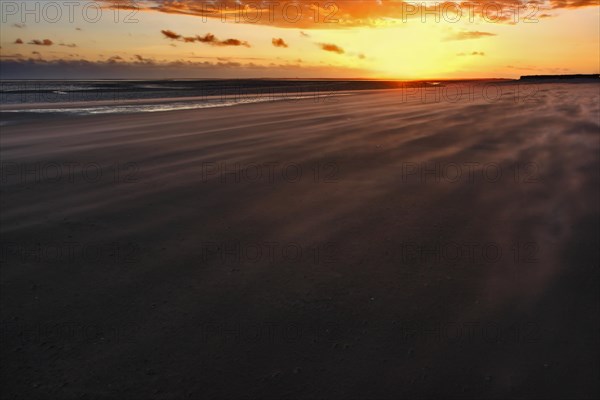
1;83;599;398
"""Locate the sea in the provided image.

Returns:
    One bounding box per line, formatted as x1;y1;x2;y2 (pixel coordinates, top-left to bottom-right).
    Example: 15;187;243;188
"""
0;79;411;116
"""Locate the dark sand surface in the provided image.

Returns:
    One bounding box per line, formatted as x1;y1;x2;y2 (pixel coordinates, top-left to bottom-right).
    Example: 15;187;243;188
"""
1;83;599;399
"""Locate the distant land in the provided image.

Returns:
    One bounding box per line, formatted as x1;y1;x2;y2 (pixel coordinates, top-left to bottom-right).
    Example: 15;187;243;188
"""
520;74;600;81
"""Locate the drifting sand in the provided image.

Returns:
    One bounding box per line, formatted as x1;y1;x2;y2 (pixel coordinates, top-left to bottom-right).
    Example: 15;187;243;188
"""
1;82;599;398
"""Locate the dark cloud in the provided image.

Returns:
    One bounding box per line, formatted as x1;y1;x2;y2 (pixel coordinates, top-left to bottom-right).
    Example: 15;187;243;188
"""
28;39;54;46
195;33;216;43
133;54;155;64
272;38;288;48
107;55;124;64
0;58;370;80
446;31;497;41
458;51;486;56
15;39;23;44
12;23;26;29
219;38;250;47
161;30;250;47
161;29;181;40
319;43;344;54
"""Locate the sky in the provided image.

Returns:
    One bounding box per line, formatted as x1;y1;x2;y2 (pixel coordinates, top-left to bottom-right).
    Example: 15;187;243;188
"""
1;0;599;79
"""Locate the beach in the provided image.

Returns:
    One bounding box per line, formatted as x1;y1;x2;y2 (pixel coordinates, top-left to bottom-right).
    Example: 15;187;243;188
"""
1;82;599;398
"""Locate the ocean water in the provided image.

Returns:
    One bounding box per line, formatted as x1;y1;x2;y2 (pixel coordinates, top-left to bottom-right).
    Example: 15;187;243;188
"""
0;79;409;116
0;95;353;116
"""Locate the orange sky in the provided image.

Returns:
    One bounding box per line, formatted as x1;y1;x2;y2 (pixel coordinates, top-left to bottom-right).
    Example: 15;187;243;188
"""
1;0;599;79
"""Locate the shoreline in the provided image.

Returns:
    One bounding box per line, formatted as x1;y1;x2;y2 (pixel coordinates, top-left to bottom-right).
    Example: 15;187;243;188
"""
3;80;598;114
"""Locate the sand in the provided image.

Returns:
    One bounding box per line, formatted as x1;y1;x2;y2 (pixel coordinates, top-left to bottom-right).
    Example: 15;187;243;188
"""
1;82;599;398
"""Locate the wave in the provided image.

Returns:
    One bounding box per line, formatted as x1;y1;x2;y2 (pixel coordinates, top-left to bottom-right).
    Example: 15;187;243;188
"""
0;94;346;116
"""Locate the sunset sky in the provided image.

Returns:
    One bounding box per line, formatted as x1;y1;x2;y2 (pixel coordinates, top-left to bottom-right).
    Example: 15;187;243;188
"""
1;0;599;79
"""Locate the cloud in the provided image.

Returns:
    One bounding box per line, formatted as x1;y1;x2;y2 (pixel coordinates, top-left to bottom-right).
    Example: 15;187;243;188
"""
300;31;310;37
0;53;23;59
28;39;54;46
196;34;250;47
12;23;26;29
100;0;600;29
161;30;250;47
133;54;155;64
161;29;181;40
549;0;600;8
272;38;288;48
506;65;538;71
107;55;124;63
60;43;78;48
194;33;215;43
219;38;250;47
319;43;344;54
446;31;497;41
0;58;372;80
15;39;23;44
458;51;486;56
